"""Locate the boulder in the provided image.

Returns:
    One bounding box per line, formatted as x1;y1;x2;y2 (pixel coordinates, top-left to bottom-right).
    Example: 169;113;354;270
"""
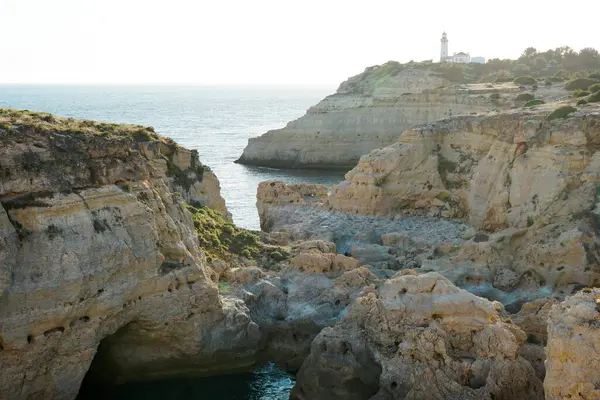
292;272;543;400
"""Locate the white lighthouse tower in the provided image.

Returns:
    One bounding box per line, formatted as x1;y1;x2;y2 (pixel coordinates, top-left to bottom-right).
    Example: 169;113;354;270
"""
440;32;449;62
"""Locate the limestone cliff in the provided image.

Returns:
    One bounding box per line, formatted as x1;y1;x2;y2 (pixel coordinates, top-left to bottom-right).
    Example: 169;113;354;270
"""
237;63;566;169
0;109;250;399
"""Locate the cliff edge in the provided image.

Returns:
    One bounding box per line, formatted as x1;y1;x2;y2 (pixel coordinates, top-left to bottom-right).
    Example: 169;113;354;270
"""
237;62;566;169
0;109;249;399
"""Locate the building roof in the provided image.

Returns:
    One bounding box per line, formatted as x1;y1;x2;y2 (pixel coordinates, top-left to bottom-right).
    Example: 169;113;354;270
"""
455;52;469;56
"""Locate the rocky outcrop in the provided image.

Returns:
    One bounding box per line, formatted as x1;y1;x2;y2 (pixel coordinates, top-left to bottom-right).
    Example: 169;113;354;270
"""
291;272;543;400
237;64;566;169
0;110;249;399
545;288;600;399
257;104;600;298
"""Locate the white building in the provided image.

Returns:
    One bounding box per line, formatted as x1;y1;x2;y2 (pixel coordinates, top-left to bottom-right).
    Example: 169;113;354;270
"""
440;32;484;64
452;52;471;63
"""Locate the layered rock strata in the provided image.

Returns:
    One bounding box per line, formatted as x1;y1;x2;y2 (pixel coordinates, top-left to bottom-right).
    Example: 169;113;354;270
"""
258;105;600;298
0;110;242;399
237;64;566;169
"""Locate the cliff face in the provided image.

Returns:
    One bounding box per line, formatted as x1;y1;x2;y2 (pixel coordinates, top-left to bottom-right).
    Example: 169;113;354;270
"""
257;104;600;341
237;64;566;169
0;110;254;399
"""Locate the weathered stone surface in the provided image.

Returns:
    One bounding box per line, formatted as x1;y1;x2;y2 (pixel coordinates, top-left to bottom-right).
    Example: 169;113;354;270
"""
237;66;566;169
0;118;250;399
256;105;600;300
291;272;543;400
545;288;600;399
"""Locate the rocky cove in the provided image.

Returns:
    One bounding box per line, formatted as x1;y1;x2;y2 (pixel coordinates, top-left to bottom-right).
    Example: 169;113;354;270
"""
2;89;600;400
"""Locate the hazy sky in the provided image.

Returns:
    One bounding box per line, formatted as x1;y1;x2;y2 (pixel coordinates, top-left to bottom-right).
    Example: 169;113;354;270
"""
1;0;599;85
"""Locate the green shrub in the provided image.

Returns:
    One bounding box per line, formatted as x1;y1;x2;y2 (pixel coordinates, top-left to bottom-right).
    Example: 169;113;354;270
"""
589;83;600;93
515;93;535;101
577;99;588;105
513;76;537;85
564;78;599;91
268;250;287;262
218;281;231;294
545;80;553;86
547;106;577;120
523;99;546;107
188;204;260;260
588;91;600;103
589;73;600;81
573;90;591;98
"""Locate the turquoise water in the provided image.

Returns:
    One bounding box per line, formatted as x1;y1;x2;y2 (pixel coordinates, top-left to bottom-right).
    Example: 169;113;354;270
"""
77;363;295;400
0;84;344;230
1;85;343;398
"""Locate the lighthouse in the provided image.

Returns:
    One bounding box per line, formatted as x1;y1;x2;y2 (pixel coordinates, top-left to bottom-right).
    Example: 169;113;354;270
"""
440;32;448;62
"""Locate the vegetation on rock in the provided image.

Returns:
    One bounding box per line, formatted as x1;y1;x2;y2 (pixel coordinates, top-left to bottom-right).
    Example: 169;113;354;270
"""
515;93;535;101
0;108;173;143
187;204;290;266
348;46;600;86
188;205;261;260
514;76;537;85
589;83;600;93
524;99;546;107
577;99;588;105
588;91;600;103
565;77;600;91
573;90;591;97
547;106;577;120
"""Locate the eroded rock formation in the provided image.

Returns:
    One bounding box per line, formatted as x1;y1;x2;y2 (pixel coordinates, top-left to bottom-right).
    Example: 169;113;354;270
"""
291;272;544;400
545;288;600;399
0;110;247;399
237;64;566;169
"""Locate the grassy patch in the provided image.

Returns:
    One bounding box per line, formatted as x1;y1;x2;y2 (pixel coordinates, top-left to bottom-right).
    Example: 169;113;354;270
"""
188;204;261;260
0;108;172;143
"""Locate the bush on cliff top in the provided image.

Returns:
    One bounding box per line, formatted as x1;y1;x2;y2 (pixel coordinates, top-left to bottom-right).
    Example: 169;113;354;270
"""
573;90;591;98
515;93;535;101
513;76;537;85
564;77;599;91
0;108;171;143
547;106;577;120
588;91;600;103
589;83;600;93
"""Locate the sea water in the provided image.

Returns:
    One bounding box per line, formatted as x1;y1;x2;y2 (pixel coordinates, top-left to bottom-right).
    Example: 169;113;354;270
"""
0;84;345;230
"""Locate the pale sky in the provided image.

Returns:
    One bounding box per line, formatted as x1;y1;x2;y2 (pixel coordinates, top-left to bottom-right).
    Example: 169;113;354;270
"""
1;0;599;85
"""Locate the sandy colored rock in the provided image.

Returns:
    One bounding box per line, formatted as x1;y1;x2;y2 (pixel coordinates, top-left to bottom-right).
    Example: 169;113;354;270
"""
0;116;253;399
545;288;600;399
237;66;568;169
291;272;543;400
